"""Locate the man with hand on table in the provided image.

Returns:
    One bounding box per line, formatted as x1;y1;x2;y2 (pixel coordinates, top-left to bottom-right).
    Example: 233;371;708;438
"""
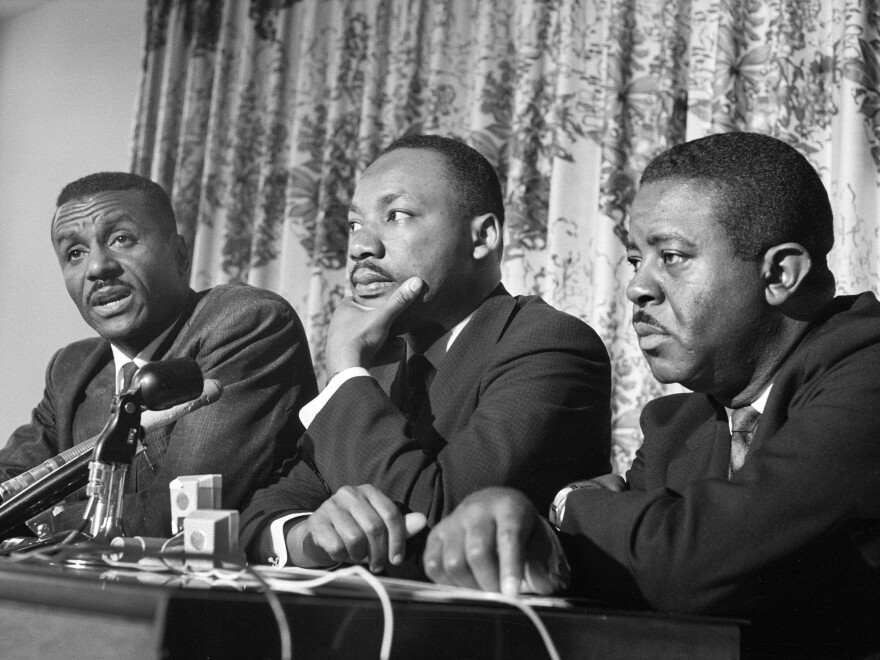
240;134;612;574
0;172;317;538
423;132;880;658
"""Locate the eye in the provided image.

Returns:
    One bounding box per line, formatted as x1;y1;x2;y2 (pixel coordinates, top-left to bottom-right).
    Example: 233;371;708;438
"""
661;252;684;266
66;247;86;263
110;233;135;248
387;210;411;222
348;219;362;233
626;254;641;271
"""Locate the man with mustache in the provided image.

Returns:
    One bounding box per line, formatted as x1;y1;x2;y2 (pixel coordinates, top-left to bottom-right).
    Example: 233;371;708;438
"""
0;172;317;538
239;134;612;573
422;132;880;657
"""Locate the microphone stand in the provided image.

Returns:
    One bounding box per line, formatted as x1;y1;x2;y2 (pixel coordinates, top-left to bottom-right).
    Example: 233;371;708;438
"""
81;387;143;542
0;358;204;557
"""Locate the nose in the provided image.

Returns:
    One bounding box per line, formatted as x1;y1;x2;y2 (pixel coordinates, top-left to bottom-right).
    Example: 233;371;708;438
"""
348;226;385;262
626;262;663;307
85;244;123;281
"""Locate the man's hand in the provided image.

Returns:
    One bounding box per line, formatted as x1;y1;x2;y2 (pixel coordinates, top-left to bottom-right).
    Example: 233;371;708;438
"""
287;484;427;573
325;277;424;375
423;487;564;597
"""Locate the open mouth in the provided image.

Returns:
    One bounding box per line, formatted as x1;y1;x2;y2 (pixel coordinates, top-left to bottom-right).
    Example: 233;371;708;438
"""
90;288;133;315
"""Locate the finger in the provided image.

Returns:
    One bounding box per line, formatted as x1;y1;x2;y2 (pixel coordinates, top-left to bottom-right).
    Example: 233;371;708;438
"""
496;515;528;597
423;521;481;589
310;507;369;564
423;527;448;585
345;508;390;572
377;277;423;326
464;523;503;593
438;521;485;591
424;523;481;590
404;512;427;538
354;487;404;571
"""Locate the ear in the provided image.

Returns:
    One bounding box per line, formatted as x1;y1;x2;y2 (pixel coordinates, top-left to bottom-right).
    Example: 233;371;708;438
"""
762;242;811;307
174;234;191;277
471;213;502;261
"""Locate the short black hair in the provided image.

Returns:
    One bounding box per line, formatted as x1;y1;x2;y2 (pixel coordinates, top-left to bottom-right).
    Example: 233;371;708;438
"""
381;134;505;228
640;132;834;287
56;172;177;236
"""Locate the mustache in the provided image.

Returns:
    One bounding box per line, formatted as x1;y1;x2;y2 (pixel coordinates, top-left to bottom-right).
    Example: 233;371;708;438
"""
88;278;128;302
349;261;395;283
632;310;666;331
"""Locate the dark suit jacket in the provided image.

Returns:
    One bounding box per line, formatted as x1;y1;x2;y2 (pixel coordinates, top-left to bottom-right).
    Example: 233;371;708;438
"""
241;284;612;560
0;284;317;537
559;293;880;657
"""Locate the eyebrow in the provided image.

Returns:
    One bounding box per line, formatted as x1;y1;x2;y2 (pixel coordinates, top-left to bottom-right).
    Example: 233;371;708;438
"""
643;232;698;250
349;192;407;215
51;214;137;246
52;230;79;247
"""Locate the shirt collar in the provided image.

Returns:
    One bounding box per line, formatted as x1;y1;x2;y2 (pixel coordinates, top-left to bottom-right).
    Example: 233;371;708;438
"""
110;321;178;393
407;311;475;371
724;378;774;432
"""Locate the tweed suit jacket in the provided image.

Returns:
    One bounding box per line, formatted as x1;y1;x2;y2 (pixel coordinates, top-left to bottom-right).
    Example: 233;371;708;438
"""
240;284;612;560
558;292;880;657
0;284;317;537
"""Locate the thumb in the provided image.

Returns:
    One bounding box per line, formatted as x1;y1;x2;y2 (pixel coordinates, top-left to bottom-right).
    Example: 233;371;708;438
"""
377;277;424;324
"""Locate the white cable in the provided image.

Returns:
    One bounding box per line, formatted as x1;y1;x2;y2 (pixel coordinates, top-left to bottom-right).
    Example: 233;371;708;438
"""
489;593;562;660
255;565;395;660
244;564;293;660
334;566;394;660
411;586;563;660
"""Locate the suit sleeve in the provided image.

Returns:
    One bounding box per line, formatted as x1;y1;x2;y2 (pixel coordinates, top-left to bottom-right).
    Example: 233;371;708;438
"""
558;345;880;615
122;289;317;537
238;453;333;562
305;312;611;525
0;351;64;483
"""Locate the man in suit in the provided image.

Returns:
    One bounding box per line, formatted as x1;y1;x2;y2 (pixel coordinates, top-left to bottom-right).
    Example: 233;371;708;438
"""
0;172;317;538
239;134;612;573
423;132;880;657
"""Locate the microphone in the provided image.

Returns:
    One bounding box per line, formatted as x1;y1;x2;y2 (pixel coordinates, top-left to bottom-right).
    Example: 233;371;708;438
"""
0;379;222;502
130;358;204;411
0;359;218;540
86;359;204;539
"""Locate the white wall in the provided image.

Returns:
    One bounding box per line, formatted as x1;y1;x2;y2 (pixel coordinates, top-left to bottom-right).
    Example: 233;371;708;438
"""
0;0;144;441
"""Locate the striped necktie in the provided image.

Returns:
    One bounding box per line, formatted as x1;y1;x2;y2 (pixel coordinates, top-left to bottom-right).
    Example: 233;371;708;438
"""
728;405;761;478
118;361;138;394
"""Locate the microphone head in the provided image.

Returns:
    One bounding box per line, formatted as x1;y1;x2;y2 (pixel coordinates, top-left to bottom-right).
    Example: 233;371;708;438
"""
132;358;204;411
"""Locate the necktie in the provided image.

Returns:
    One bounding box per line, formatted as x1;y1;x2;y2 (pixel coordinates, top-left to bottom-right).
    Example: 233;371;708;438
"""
728;405;761;478
402;354;433;439
118;361;138;393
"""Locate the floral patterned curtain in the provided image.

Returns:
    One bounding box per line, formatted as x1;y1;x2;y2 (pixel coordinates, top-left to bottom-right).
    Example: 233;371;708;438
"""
131;0;880;474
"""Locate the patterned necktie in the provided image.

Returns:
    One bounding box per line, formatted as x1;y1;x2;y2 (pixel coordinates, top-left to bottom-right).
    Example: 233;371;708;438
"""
118;361;138;393
728;405;761;478
402;354;433;439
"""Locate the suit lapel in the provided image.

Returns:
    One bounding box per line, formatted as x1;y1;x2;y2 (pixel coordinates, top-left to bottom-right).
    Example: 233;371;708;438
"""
150;289;200;360
66;342;115;449
665;396;731;488
430;285;516;435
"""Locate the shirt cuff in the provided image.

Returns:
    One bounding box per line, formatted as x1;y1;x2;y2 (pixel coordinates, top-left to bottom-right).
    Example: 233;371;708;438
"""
298;367;373;428
267;512;312;567
549;478;612;530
